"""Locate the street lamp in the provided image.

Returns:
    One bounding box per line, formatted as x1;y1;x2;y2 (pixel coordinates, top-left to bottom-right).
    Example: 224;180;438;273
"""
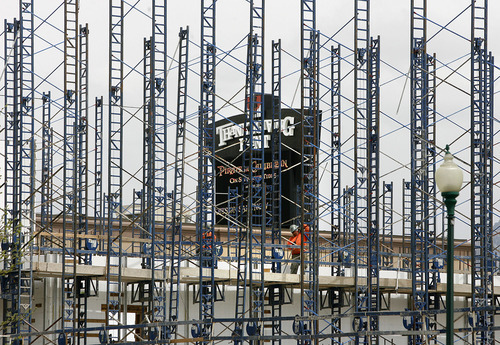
435;145;463;345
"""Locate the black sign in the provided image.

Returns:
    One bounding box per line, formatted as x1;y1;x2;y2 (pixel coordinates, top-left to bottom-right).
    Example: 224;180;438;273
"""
214;94;312;226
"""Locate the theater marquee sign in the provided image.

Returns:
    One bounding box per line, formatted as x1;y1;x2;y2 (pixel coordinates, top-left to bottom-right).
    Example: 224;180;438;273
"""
215;116;297;152
214;94;316;226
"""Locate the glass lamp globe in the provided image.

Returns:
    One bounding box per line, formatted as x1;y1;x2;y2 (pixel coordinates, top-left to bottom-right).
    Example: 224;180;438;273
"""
435;146;463;194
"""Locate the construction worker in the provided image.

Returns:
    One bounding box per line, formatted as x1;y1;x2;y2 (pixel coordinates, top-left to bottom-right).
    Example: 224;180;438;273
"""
288;224;306;274
202;231;216;248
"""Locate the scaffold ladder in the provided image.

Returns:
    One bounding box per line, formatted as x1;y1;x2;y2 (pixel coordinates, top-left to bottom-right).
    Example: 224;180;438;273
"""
354;0;371;343
168;26;189;339
300;1;320;342
197;1;217;343
106;0;124;340
62;1;79;341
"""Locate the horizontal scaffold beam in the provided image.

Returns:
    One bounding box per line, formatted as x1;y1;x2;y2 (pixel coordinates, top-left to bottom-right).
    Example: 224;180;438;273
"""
32;262;475;297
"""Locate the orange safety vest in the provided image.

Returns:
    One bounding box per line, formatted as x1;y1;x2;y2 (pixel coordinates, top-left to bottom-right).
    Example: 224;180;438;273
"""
202;232;216;249
288;233;306;255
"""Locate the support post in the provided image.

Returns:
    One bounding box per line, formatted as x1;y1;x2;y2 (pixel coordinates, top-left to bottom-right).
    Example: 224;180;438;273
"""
443;191;458;345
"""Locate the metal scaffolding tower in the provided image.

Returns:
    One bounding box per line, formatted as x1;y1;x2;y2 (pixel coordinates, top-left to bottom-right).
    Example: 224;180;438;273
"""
150;1;168;338
2;17;30;344
427;53;440;316
0;1;498;344
18;7;35;310
408;1;435;343
470;1;495;343
234;1;266;342
402;180;412;270
106;0;124;340
353;1;381;343
248;1;266;339
381;182;393;267
2;3;37;343
330;44;342;277
141;35;156;340
168;26;189;340
300;0;320;342
94;96;104;244
141;3;169;333
367;35;381;345
353;2;370;338
268;39;283;344
62;1;79;342
78;24;90;266
41;92;53;244
196;1;217;343
76;22;90;344
327;44;343;339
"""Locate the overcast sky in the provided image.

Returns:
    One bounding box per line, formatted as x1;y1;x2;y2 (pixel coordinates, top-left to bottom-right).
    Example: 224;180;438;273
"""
0;0;499;238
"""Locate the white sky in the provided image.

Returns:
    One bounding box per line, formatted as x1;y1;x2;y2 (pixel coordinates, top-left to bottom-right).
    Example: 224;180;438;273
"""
0;0;499;239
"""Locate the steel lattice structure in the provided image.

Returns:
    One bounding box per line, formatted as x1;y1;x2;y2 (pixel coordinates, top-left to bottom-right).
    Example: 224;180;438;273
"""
409;1;432;344
106;0;124;341
471;1;495;344
0;1;498;345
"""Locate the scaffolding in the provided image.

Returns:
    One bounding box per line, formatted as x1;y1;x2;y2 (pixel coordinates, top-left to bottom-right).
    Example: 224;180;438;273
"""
0;1;499;344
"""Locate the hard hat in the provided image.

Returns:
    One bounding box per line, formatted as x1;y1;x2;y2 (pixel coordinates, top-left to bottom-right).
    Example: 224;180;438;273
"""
290;224;299;233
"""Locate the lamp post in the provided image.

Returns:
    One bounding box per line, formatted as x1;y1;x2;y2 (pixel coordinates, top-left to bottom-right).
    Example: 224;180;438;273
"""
435;145;463;345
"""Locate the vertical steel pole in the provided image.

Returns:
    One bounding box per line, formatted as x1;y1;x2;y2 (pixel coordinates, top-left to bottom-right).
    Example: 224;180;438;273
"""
442;192;458;345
